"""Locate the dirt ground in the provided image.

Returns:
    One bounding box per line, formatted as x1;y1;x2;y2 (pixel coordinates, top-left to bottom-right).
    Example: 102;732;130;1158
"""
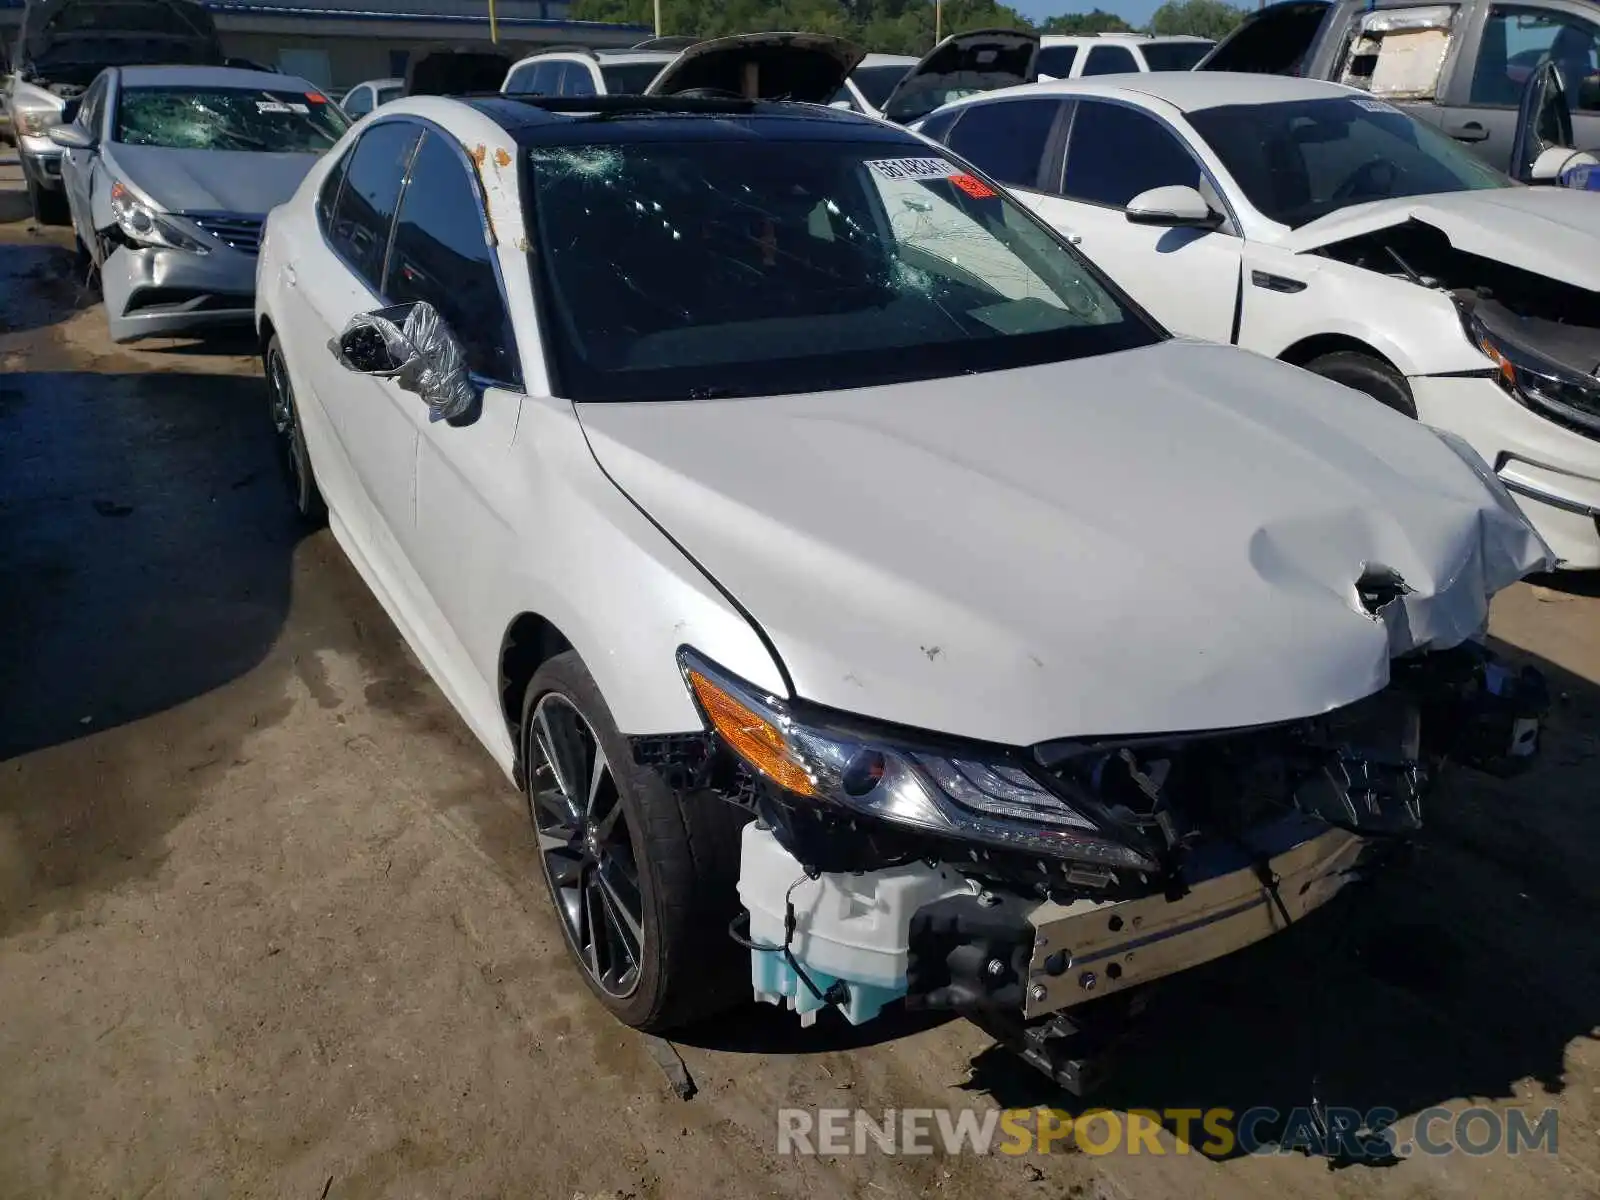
1;200;1598;1200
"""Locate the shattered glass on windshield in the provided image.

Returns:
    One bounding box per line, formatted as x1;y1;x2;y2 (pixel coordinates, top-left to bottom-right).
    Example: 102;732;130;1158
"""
526;139;1151;401
115;87;349;152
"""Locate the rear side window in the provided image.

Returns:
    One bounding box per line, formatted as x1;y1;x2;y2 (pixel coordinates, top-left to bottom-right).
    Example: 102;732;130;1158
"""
316;148;349;230
915;105;962;142
328;121;420;291
1036;45;1079;77
1082;45;1140;75
343;86;372;116
1062;100;1201;207
386;131;520;385
944;98;1064;189
563;63;598;96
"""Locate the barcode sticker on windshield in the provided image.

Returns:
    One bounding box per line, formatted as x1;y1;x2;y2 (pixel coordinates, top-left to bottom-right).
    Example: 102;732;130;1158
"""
866;157;955;181
287;103;309;114
1353;97;1399;114
256;100;291;113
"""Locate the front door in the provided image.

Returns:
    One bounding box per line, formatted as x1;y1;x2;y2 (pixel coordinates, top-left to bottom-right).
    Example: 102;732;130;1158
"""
298;118;423;566
1024;98;1243;344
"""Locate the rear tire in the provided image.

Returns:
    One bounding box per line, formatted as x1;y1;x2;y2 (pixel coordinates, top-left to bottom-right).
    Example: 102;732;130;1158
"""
264;334;327;527
1303;350;1417;418
26;176;69;227
522;651;749;1032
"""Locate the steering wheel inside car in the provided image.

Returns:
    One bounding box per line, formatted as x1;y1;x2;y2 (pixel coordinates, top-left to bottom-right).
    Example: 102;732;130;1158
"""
1332;156;1399;203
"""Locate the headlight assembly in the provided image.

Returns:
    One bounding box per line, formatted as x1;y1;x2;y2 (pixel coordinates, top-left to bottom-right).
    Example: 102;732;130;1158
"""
677;648;1158;871
1460;303;1600;437
109;181;210;254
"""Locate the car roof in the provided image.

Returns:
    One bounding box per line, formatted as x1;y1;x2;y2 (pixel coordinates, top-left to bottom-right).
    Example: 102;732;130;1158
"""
118;65;312;90
460;94;923;146
1010;70;1356;111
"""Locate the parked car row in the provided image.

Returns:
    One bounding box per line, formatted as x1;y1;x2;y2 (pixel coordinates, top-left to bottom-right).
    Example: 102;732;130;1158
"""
18;24;1592;1091
243;37;1561;1091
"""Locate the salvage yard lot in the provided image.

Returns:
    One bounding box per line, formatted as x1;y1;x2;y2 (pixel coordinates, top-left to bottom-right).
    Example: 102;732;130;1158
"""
2;207;1599;1199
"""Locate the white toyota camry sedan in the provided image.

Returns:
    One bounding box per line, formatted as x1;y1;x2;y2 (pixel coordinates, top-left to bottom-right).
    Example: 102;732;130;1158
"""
254;52;1554;1083
914;72;1600;569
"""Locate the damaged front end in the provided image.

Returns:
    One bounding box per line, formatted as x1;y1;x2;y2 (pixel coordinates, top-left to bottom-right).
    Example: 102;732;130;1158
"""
1317;218;1600;436
638;641;1546;1088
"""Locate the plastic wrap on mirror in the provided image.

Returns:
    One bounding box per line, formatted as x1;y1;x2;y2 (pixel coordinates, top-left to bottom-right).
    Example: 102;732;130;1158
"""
398;302;477;423
334;303;477;423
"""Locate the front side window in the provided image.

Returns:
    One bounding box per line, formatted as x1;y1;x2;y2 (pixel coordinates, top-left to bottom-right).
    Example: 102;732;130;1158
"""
1082;45;1140;75
563;63;598;97
114;86;349;152
328;120;420;290
375;85;403;107
1187;96;1509;227
526;137;1157;402
1469;4;1599;110
944;97;1065;188
1036;45;1079;77
386;131;520;384
1140;41;1213;70
1062;100;1201;207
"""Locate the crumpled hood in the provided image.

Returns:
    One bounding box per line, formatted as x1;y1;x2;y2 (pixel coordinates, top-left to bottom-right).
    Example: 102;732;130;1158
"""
1279;187;1600;291
109;144;321;215
578;340;1551;746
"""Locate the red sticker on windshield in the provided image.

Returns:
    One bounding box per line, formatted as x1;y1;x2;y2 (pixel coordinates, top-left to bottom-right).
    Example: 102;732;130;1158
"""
950;173;996;199
306;92;327;103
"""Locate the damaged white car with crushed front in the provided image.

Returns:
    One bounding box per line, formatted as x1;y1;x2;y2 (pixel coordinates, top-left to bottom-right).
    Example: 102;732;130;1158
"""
253;35;1556;1090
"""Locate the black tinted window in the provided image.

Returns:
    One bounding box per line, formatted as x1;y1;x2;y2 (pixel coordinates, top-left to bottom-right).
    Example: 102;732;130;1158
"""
1036;45;1079;77
1082;45;1139;75
563;62;597;96
387;131;520;384
1141;42;1212;70
344;86;372;116
600;61;668;93
850;63;912;109
1062;100;1200;206
329;121;420;291
945;98;1063;188
316;149;349;230
916;106;962;142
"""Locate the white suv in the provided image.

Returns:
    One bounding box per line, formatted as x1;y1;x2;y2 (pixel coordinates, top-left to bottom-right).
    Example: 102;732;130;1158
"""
1037;32;1214;80
501;41;686;98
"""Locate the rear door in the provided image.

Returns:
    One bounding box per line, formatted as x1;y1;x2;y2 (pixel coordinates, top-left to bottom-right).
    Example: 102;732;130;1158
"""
1434;0;1600;169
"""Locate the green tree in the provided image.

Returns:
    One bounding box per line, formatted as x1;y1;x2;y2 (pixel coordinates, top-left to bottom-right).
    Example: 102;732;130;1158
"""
1037;9;1133;34
1146;0;1247;39
568;0;1035;54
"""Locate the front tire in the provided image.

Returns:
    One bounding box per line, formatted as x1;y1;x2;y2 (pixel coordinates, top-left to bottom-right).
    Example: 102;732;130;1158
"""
522;651;748;1031
1304;350;1417;418
264;334;327;526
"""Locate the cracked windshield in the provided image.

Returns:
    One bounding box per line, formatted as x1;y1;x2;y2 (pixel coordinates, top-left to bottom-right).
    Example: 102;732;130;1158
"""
115;87;350;152
528;139;1156;400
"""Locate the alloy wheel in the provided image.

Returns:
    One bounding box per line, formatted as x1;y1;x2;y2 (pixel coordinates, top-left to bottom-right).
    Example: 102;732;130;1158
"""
527;693;646;998
266;345;308;504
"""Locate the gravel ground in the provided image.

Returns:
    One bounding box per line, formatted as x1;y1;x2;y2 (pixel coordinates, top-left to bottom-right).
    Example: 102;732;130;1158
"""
2;216;1598;1200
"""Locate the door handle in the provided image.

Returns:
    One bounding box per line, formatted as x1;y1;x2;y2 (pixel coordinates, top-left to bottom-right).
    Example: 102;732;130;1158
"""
1447;121;1489;143
283;263;298;288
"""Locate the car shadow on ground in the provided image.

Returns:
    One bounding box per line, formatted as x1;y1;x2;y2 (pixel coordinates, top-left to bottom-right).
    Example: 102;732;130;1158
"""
682;641;1598;1169
0;238;96;336
0;367;299;763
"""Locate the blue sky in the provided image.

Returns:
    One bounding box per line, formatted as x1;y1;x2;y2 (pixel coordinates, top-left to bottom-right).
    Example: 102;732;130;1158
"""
1012;0;1166;29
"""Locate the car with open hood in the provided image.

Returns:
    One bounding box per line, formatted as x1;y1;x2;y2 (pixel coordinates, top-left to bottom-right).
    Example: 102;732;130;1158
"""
5;0;223;225
917;71;1600;569
251;73;1552;1090
877;27;1039;124
51;65;349;341
1195;0;1600;176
